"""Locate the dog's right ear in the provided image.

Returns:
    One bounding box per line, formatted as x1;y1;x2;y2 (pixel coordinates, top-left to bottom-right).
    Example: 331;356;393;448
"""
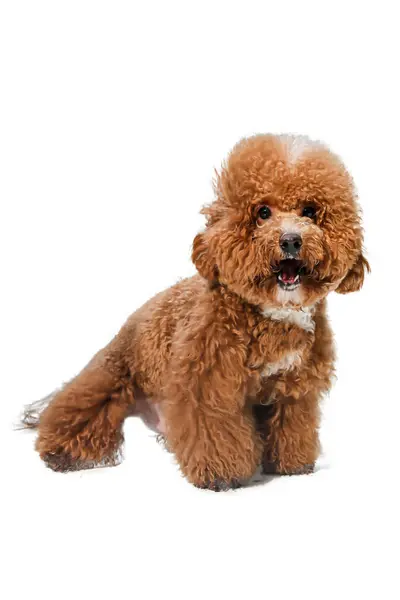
192;231;219;281
336;253;370;294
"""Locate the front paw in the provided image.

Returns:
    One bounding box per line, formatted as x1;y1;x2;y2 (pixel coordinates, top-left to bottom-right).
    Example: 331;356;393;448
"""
183;446;261;491
263;461;315;475
196;478;242;492
185;445;261;490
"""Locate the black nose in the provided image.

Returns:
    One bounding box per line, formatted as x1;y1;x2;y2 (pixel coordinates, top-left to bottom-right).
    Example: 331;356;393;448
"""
280;233;302;256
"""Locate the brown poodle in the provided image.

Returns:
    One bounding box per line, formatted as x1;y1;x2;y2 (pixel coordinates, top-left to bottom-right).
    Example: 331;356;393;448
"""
21;134;369;490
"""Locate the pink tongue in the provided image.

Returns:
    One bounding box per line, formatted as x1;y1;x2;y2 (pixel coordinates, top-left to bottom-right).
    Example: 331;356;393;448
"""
281;264;297;283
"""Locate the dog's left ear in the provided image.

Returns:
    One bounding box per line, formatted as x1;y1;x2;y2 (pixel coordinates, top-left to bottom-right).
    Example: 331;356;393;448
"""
336;253;370;294
192;231;219;281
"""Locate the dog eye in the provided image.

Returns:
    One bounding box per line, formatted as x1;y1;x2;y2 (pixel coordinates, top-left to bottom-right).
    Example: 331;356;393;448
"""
302;205;317;220
257;205;272;222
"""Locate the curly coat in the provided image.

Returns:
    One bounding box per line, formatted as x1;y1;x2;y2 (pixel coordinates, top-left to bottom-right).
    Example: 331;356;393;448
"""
21;134;368;490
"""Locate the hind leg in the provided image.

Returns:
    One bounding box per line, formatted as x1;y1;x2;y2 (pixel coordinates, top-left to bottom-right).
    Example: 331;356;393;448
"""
36;359;134;472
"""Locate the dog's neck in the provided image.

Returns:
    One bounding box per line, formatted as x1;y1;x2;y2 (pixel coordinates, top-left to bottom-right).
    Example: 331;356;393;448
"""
211;281;318;333
261;304;316;333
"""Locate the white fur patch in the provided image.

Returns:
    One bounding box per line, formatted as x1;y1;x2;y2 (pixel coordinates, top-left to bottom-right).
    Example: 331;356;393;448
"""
275;285;304;306
278;134;323;165
261;305;315;332
262;351;303;377
280;217;310;235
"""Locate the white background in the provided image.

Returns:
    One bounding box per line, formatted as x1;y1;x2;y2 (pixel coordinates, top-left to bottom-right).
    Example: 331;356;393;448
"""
1;2;399;599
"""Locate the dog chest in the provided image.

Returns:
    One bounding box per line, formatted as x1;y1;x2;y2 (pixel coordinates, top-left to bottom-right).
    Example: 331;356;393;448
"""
261;350;304;377
259;304;315;376
261;305;315;333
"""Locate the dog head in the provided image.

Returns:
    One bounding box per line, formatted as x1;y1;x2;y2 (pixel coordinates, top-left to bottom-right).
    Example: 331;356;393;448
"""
193;134;369;308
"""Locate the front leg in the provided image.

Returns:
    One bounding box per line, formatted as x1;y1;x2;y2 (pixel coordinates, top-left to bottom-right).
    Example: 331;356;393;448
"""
166;404;261;490
260;304;334;475
163;289;262;490
261;390;320;474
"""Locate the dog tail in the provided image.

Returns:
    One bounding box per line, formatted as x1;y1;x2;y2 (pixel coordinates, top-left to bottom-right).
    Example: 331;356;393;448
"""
17;391;58;430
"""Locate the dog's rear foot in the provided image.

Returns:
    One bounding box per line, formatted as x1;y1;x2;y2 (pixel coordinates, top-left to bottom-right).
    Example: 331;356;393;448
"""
42;451;122;473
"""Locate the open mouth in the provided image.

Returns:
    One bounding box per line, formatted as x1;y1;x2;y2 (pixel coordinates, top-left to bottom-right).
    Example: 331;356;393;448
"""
275;259;304;290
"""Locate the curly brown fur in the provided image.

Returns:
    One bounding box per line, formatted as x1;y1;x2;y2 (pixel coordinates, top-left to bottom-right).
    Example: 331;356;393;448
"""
20;134;368;490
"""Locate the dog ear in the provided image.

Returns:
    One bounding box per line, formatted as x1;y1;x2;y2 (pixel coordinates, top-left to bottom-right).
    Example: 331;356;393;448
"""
336;253;370;294
192;232;219;281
